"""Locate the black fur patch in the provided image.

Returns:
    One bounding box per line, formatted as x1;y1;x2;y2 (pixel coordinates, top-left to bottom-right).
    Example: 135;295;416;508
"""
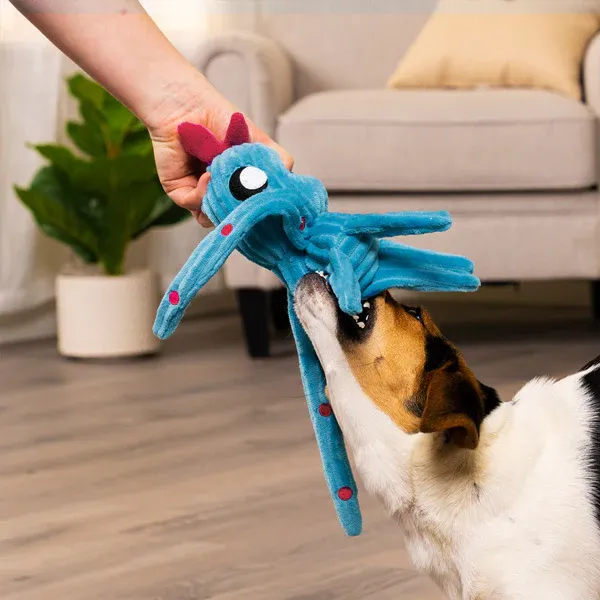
424;336;458;372
581;353;600;373
454;377;486;426
478;381;502;417
407;379;500;424
580;360;600;525
406;396;425;418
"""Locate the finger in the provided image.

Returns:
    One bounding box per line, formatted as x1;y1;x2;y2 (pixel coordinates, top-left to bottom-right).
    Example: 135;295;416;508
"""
198;171;211;197
168;181;203;211
191;173;213;227
192;210;213;228
270;141;294;171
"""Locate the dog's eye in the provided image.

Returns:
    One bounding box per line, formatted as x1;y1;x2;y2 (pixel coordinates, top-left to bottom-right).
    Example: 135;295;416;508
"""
403;305;423;322
229;166;268;201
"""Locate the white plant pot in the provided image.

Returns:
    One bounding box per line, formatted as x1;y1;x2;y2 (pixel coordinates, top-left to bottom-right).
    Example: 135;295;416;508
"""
56;268;161;358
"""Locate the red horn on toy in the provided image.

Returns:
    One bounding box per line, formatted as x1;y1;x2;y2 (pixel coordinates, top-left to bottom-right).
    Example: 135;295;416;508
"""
178;112;250;165
224;112;250;147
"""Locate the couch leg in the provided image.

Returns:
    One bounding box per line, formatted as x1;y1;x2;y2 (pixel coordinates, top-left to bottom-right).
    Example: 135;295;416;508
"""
591;281;600;321
270;288;290;332
236;289;270;358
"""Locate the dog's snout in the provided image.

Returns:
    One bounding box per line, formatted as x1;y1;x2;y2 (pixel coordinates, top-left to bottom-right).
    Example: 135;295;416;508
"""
297;273;331;296
294;273;339;336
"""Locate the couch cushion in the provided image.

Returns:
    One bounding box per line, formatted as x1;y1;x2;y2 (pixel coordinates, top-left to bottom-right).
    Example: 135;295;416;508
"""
387;0;600;101
276;89;597;192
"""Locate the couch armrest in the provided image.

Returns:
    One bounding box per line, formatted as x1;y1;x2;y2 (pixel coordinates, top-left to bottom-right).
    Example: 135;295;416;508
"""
197;32;294;137
584;33;600;115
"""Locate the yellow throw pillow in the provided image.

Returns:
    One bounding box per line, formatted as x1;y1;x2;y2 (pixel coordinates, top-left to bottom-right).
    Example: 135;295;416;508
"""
387;6;600;100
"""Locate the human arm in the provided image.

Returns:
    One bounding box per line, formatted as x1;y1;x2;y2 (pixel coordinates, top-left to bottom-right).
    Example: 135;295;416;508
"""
9;0;292;225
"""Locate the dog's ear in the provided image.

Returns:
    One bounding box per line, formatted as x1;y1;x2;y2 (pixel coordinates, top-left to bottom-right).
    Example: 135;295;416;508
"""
420;369;487;450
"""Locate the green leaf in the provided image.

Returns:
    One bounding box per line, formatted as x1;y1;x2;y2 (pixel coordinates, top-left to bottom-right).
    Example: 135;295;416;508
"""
98;226;127;274
95;172;163;275
39;224;97;264
68;74;106;111
152;204;192;227
134;201;192;239
18;73;182;275
131;194;170;239
131;118;147;133
32;145;104;197
66;121;106;157
103;153;158;186
34;144;82;173
122;179;167;235
103;94;136;151
68;75;136;155
97;185;135;276
80;101;106;128
30;166;104;237
14;182;98;264
122;129;153;156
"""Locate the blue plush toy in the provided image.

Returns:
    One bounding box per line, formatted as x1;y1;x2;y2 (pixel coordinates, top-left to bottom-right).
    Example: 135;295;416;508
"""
153;113;479;537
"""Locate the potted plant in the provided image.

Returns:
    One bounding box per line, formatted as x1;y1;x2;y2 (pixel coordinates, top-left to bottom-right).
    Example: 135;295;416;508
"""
15;74;191;358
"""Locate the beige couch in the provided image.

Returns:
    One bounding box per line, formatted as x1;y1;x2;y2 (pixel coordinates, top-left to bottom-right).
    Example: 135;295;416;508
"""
197;8;600;357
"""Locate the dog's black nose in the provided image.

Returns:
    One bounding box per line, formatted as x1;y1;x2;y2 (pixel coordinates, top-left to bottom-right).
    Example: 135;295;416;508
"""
298;272;332;295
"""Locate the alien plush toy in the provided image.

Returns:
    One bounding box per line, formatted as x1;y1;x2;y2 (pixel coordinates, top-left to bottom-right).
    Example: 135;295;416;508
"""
153;113;480;537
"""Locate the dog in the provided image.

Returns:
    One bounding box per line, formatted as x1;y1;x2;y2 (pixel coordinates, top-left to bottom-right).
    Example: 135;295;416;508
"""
294;273;600;600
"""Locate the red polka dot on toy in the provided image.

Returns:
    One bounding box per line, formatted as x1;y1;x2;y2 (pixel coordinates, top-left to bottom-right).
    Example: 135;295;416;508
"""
168;290;180;305
318;403;332;417
300;217;306;231
221;223;233;236
338;487;353;501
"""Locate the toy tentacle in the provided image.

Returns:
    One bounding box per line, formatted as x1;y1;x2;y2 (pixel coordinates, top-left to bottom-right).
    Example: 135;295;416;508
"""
344;211;452;238
287;297;362;536
153;227;239;340
362;250;480;299
305;240;333;262
353;236;380;282
153;198;302;340
329;247;363;315
378;239;475;274
363;264;480;298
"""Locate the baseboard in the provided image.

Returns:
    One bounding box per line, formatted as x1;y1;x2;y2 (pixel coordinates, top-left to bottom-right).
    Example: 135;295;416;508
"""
0;301;58;346
0;282;592;347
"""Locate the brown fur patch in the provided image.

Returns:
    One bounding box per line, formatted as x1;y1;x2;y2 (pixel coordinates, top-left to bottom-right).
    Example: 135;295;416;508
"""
340;293;427;433
341;293;487;448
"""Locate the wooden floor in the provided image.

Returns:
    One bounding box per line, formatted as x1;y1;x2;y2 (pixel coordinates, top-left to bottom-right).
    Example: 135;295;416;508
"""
1;302;600;600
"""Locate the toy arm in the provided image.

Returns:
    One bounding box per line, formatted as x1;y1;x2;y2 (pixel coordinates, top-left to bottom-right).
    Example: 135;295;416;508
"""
344;211;452;238
378;239;475;273
154;198;301;340
287;297;362;536
329;247;362;315
362;240;480;298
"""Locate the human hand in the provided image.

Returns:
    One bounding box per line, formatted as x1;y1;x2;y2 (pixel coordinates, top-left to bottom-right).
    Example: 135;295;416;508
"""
147;80;293;227
10;3;291;227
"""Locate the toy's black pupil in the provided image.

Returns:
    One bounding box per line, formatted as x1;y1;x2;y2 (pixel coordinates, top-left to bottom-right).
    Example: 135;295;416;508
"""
229;166;269;201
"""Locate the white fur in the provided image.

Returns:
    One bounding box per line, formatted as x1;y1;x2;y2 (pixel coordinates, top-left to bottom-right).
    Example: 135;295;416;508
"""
295;284;600;600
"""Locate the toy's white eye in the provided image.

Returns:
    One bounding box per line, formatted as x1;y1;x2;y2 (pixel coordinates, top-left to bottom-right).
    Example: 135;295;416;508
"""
229;166;268;200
